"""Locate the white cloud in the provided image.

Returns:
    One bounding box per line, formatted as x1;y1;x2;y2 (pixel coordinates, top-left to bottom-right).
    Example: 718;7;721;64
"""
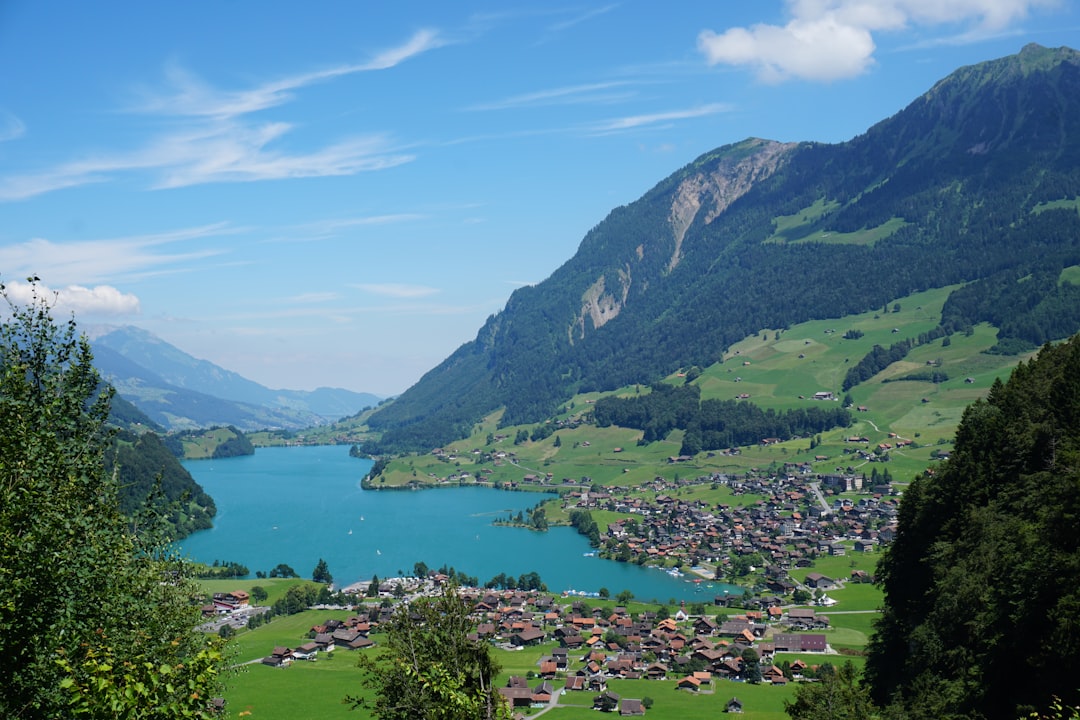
3;280;140;317
590;103;732;133
353;283;441;299
699;0;1062;82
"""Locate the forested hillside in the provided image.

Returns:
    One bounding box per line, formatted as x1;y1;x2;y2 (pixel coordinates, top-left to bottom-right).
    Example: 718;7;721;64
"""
104;387;216;540
364;44;1080;454
105;430;216;539
865;335;1080;718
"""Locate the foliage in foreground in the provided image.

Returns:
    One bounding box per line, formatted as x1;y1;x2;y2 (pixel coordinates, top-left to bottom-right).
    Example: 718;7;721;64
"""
348;584;511;720
0;279;226;718
866;335;1080;718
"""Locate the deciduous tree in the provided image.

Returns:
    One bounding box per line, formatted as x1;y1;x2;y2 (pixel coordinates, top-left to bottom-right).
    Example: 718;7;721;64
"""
0;278;225;718
349;584;510;720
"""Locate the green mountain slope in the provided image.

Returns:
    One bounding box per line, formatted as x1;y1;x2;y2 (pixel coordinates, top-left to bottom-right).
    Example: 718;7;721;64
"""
365;44;1080;454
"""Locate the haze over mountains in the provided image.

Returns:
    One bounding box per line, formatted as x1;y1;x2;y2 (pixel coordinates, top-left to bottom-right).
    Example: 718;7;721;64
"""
89;325;381;431
362;44;1080;454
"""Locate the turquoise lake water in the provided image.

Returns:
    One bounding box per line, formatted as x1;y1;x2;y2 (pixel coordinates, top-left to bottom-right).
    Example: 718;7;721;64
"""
179;445;740;603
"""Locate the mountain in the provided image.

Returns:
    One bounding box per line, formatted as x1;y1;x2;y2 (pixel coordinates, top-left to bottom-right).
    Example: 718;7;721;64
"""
364;44;1080;454
89;325;382;431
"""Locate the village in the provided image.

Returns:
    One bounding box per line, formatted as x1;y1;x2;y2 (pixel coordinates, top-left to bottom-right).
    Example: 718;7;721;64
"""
211;572;871;717
206;452;898;717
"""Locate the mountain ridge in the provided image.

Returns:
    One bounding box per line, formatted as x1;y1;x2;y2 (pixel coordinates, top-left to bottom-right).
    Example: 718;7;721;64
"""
90;325;382;431
363;44;1080;454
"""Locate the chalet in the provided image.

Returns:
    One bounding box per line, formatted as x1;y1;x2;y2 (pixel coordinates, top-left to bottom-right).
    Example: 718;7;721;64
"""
725;697;744;713
803;573;834;590
292;642;319;661
594;690;620;712
497;685;532;708
511;628;546;646
645;663;668;680
677;676;702;691
620;698;646;716
261;646;294;667
532;681;555;704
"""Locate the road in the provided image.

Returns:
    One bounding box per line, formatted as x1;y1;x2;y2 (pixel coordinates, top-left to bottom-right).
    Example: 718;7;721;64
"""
808;481;831;514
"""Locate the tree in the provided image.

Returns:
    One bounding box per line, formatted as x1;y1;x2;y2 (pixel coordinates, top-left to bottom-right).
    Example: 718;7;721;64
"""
414;560;430;579
312;557;333;584
250;585;269;603
784;661;877;719
741;647;762;684
616;589;634;605
349;583;511;719
0;278;225;718
269;562;298;578
598;587;610;599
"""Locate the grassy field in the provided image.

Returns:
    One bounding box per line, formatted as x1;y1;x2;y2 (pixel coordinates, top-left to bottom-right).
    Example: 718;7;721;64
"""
198;577;320;609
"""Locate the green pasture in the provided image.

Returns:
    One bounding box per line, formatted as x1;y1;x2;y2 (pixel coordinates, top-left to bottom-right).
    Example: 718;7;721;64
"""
181;427;242;459
197;578;320;609
224;658;364;719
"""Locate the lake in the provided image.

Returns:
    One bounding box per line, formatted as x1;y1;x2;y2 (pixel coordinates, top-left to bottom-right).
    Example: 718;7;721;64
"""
179;445;740;603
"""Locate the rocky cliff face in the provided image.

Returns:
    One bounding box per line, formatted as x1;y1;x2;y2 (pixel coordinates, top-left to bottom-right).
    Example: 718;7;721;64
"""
573;138;796;337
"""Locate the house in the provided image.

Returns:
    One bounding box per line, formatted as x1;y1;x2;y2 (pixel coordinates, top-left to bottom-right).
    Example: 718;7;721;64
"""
726;697;744;713
620;698;646;716
677;676;701;691
292;641;319;660
594;690;620;712
261;646;294;667
497;686;532;708
532;681;555;704
511;628;545;646
803;573;833;590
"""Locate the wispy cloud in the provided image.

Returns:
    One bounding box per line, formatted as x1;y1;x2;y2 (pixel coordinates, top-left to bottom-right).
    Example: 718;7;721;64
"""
589;103;732;133
548;4;619;33
0;31;441;201
353;283;441;299
263;213;425;244
285;291;341;304
0;110;25;142
699;0;1062;83
0;223;234;285
465;81;637;111
132;30;444;119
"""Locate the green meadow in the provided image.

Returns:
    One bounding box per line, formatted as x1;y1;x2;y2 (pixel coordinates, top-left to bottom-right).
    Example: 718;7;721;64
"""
376;284;1035;494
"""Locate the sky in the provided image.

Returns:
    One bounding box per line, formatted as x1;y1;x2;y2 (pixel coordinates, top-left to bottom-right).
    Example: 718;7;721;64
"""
0;1;1077;397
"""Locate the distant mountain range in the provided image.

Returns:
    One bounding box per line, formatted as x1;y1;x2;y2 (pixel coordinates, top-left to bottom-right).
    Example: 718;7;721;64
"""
363;43;1080;453
89;325;381;431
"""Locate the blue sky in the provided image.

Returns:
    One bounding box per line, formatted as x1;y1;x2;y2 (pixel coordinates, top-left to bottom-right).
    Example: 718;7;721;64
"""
0;1;1076;396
